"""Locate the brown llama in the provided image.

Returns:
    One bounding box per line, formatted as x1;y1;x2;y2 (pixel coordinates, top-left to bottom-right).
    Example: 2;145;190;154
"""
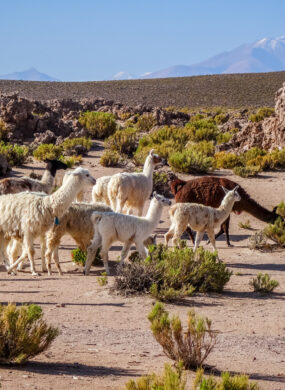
169;176;280;246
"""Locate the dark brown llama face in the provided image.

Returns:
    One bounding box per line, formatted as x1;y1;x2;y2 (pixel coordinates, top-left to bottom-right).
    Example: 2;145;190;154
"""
152;153;163;164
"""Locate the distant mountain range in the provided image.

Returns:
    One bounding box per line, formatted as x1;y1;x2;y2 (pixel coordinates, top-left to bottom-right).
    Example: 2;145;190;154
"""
0;67;59;81
113;36;285;79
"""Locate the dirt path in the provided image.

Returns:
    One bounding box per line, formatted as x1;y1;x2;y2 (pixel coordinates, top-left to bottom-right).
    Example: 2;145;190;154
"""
0;148;284;390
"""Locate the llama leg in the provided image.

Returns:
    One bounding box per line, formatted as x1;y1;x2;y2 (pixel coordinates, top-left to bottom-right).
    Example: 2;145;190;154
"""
164;224;175;246
214;216;232;246
99;246;110;275
119;241;132;265
186;226;195;244
85;233;102;275
23;235;37;276
136;242;148;260
40;234;47;272
172;222;188;246
207;230;219;259
52;247;63;276
194;231;204;251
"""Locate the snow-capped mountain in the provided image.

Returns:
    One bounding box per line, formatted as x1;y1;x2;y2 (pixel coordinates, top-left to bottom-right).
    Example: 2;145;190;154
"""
134;36;285;79
113;71;136;80
0;67;59;81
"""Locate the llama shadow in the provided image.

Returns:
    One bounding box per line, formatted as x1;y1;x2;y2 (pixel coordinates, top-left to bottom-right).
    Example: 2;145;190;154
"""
0;300;126;308
220;290;285;301
9;361;138;378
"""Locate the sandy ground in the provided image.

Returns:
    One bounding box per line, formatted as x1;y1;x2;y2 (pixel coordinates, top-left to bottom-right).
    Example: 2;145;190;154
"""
0;145;284;390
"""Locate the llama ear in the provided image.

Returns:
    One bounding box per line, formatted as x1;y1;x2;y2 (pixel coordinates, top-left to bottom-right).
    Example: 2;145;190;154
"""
150;149;154;156
221;186;229;194
234;185;240;191
153;191;157;198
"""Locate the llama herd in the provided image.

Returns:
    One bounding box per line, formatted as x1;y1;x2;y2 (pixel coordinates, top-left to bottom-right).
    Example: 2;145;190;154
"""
0;149;280;276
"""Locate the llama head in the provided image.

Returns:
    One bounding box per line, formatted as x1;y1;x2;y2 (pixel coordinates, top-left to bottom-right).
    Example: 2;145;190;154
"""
69;167;96;186
221;185;241;202
45;159;68;175
153;191;171;206
149;149;165;165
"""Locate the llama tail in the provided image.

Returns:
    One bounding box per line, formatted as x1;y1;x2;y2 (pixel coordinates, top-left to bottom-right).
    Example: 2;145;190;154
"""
169;178;187;195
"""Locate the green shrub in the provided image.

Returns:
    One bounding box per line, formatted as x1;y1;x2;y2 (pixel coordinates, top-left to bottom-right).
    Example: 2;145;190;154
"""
148;303;216;369
214;113;229;124
98;272;108;286
71;247;102;267
169;148;213;174
60;154;82;168
249;107;274;122
78;111;117;138
185;118;218;142
233;166;260;178
153;171;170;196
122;365;259;390
194;368;260;390
114;244;232;300
238;220;252;229
248;231;270;251
136;113;157;132
33;144;63;161
214;152;241;169
216;132;232;144
276;201;285;218
250;273;279;293
62;137;92;155
105;127;138;156
122;363;186;390
0;142;29;166
0;119;8;141
0;303;59;364
264;216;285;247
100;149;120;167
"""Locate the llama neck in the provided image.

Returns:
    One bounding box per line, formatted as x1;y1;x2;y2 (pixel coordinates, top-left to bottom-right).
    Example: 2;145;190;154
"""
45;176;81;218
145;199;163;226
143;156;154;179
217;194;236;222
40;170;54;192
234;196;276;222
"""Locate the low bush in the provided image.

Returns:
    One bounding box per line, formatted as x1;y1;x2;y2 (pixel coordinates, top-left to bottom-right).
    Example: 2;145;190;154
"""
122;365;259;390
62;137;92;155
153;171;171;196
136;113;157;132
250;273;279;293
78;111;117;138
0;119;8;141
214;152;242;169
169;148;214;174
214;112;229;124
248;231;270;251
71;247;102;267
100;149;120;167
264;216;285;247
61;155;82;168
105;127;138;156
148;302;216;369
249;107;274;122
238;220;252;229
97;272;108;286
233;165;261;178
33;144;63;161
0;142;30;166
114;244;232;301
185;118;218;142
0;303;59;364
216;131;232;144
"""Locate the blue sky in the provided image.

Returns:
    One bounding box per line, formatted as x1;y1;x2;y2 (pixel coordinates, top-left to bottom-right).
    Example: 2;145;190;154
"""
1;0;285;81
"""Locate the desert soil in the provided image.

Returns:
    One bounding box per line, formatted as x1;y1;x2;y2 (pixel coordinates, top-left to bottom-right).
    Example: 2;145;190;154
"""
0;145;284;390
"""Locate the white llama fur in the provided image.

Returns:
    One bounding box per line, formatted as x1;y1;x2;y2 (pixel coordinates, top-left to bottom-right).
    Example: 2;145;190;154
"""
164;186;241;254
92;176;112;205
107;149;163;216
84;192;171;275
0;159;67;195
1;167;96;275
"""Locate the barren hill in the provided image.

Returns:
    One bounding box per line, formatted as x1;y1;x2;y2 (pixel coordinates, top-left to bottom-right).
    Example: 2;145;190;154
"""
1;71;285;108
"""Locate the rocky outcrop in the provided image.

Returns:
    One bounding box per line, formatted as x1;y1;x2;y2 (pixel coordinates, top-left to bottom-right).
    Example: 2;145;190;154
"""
221;82;285;152
0;93;191;145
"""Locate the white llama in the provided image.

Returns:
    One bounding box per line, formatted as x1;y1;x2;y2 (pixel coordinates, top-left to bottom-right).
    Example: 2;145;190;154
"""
0;167;96;275
107;149;163;215
84;192;171;275
164;186;241;254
